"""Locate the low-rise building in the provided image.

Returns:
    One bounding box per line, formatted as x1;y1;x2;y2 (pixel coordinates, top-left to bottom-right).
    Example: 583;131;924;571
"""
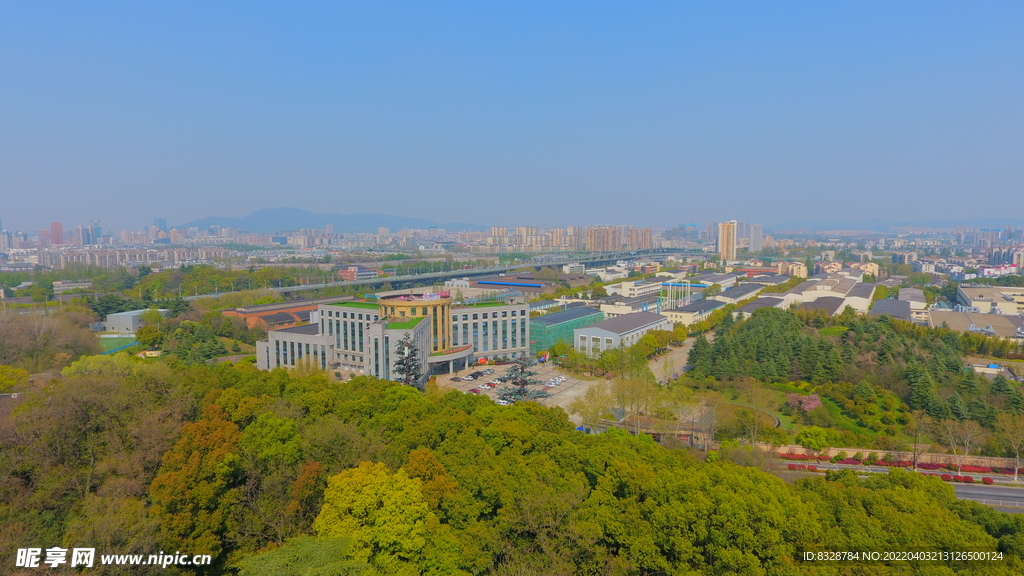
869;299;913;322
710;283;763;305
105;309;169;334
664;299;726;325
957;286;1019;315
530;307;604;354
337;266;380;281
927;310;1024;342
573;312;671;356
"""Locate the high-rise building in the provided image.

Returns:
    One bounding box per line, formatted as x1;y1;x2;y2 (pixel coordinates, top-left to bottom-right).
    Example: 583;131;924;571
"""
155;218;168;232
50;222;64;245
737;222;763;252
585;226;622;251
718;220;737;262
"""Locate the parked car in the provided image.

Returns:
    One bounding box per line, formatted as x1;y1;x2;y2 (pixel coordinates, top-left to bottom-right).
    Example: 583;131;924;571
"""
495;399;512;406
468;388;481;394
463;375;475;381
483;369;495;375
450;377;462;382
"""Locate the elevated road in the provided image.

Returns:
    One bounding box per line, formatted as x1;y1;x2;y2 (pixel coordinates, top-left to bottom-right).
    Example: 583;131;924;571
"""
184;249;703;301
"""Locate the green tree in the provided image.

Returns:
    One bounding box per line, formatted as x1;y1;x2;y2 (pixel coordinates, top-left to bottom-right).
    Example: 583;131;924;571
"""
391;332;422;389
149;405;243;570
795;426;836;452
313;462;432;569
996;413;1024;482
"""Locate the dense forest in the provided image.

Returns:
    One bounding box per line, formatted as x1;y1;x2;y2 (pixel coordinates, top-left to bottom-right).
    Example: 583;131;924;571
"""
684;308;1024;450
3;356;1024;575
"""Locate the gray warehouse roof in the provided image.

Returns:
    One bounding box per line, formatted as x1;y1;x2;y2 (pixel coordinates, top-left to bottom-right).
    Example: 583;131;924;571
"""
870;299;912;321
531;306;602;326
678;299;726;314
583;312;668;335
276;324;321;335
846;283;876;299
718;283;763;299
738;297;783;314
797;296;847;316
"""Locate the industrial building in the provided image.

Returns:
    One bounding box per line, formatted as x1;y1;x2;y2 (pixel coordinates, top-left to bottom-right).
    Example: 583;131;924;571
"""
573;312;671;356
104;309;169;334
664;299;725;325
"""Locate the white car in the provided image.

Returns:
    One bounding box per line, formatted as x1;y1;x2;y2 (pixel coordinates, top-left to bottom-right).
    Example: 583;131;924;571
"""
495;399;512;406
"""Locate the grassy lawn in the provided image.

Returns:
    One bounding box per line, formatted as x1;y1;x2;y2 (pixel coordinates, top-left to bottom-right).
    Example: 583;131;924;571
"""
99;336;137;351
818;326;849;337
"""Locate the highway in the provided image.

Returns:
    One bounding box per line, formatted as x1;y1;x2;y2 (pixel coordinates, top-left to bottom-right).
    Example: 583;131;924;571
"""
183;248;702;301
801;461;1024;512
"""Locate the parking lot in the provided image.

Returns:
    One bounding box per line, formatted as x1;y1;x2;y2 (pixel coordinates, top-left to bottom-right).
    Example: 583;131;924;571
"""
436;362;607;422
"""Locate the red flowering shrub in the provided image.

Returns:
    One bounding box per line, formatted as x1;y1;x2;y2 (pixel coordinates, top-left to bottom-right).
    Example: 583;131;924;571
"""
941;474;953;482
836;459;862;465
962;475;974;483
788;463;797;470
797;464;807;470
953;475;963;482
808;465;818;471
983;477;995;485
917;463;945;471
959;465;992;473
779;453;819;461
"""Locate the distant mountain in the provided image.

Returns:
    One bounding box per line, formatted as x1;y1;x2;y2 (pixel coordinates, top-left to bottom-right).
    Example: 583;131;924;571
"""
766;217;1024;233
178;207;488;234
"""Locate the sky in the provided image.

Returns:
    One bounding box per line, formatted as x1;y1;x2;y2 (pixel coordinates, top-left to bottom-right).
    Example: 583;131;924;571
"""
2;2;1023;232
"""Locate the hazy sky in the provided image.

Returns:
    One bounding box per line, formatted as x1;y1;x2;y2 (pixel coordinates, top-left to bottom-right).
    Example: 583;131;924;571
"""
2;2;1023;232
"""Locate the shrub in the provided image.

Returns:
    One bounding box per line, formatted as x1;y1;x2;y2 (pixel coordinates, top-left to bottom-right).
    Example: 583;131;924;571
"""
962;476;974;483
808;465;818;471
959;465;992;473
953;475;963;482
941;474;953;482
864;452;878;465
853;452;863;462
917;463;944;471
797;464;807;470
983;477;995;485
788;463;797;470
882;453;895;463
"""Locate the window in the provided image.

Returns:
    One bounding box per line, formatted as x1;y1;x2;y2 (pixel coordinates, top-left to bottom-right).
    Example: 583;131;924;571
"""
462;314;468;321
473;314;478;320
605;338;613;346
502;311;507;317
358;314;363;320
343;312;348;319
275;340;280;367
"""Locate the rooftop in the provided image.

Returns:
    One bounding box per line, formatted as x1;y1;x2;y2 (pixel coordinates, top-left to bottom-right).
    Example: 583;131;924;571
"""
531;306;603;326
870;299;912;321
328;301;381;310
276;323;321;335
846;282;876;299
582;311;668;335
928;311;1024;339
738;297;783;314
898;287;926;304
797;296;847;316
717;283;762;299
677;299;726;314
387;316;426;330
